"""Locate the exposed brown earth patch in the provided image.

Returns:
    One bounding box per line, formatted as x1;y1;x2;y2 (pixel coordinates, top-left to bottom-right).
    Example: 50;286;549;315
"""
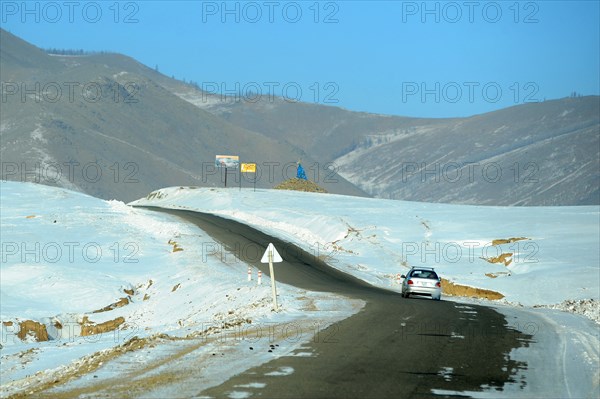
145;191;166;200
441;278;504;300
483;252;514;266
168;239;184;252
80;316;126;337
93;297;130;314
491;237;528;246
17;320;49;342
9;320;258;398
485;272;511;278
274;178;327;193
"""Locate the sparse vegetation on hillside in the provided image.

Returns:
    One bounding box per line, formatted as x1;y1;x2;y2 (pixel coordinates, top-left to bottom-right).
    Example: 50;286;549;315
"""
274;178;328;193
2;29;597;205
43;48;114;56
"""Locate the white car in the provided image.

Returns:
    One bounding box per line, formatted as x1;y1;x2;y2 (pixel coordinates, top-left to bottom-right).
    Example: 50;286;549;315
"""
401;267;442;300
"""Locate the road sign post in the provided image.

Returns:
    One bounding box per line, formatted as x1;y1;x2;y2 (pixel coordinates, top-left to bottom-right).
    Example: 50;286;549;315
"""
261;243;283;311
241;163;257;192
215;155;240;188
268;250;278;310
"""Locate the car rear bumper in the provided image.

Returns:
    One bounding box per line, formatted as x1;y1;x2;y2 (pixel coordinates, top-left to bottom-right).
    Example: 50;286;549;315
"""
406;286;441;298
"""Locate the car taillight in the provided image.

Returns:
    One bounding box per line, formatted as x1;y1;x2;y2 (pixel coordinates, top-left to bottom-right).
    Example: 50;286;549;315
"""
436;282;441;287
407;280;413;285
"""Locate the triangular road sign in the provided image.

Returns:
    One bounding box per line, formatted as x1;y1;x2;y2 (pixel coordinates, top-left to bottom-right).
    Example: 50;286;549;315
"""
261;243;283;263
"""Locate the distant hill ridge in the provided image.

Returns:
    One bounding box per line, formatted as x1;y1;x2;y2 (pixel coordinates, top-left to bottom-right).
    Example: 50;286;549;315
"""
169;81;599;206
0;29;367;202
1;28;597;205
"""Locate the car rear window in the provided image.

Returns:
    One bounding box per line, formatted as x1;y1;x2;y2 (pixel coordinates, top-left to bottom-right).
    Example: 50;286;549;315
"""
411;270;439;280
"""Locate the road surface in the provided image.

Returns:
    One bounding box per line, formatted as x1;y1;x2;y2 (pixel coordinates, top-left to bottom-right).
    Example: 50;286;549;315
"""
146;207;533;398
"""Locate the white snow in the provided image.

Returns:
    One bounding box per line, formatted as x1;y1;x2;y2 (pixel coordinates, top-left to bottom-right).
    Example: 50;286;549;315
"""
2;182;598;398
130;185;600;398
29;125;47;143
436;296;600;398
0;181;362;397
112;71;128;79
131;186;600;309
264;366;294;376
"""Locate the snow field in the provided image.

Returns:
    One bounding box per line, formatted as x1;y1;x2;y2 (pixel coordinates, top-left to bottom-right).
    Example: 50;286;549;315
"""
132;186;600;311
0;181;363;396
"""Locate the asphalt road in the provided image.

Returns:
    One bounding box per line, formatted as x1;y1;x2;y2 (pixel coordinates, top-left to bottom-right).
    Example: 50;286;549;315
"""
143;207;533;398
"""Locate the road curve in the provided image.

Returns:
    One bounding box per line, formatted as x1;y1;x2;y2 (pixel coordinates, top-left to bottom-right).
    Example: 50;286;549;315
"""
141;207;533;398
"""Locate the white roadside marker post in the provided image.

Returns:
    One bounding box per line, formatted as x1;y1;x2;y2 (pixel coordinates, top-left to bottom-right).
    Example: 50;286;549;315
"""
268;250;278;311
261;243;283;312
258;270;262;285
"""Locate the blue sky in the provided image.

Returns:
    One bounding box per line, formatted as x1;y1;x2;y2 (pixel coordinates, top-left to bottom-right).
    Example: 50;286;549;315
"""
2;1;599;117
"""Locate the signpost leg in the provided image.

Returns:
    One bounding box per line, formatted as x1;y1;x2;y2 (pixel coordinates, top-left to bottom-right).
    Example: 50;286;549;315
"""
269;251;278;311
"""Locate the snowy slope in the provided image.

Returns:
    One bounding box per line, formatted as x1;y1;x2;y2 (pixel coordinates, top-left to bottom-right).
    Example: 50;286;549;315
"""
132;186;600;309
0;181;361;396
2;182;598;398
129;187;600;399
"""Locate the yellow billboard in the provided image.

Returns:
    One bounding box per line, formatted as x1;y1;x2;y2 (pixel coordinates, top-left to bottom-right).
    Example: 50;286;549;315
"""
241;163;257;173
